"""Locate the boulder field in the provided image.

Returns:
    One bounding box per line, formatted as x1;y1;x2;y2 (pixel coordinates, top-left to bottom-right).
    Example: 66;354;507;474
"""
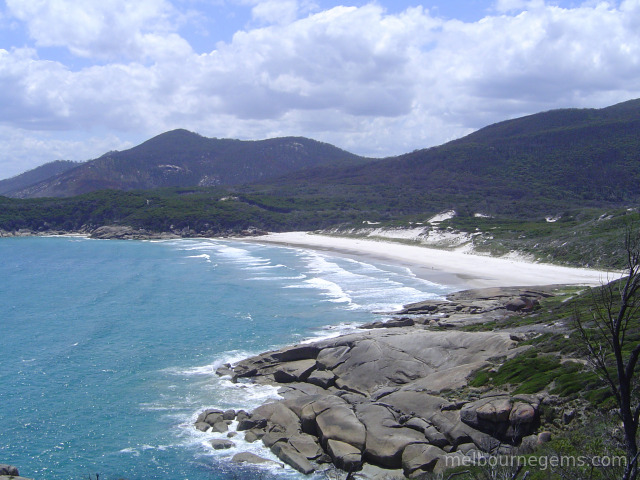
196;286;562;478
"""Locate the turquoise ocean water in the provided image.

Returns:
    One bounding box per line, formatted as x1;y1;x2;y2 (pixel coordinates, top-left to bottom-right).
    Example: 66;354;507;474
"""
0;236;453;480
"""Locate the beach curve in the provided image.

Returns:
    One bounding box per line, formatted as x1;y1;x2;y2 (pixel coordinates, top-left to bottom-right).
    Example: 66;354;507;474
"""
242;231;618;289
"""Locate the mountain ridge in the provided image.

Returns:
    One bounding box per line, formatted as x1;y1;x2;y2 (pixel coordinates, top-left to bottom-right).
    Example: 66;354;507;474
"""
6;98;640;205
0;160;80;196
263;98;640;215
6;130;371;198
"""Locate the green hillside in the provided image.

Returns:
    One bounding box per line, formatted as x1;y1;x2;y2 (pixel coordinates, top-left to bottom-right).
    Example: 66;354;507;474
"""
8;130;370;198
0;160;79;196
269;98;640;217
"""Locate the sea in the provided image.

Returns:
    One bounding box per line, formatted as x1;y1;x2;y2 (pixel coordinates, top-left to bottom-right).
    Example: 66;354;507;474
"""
0;236;454;480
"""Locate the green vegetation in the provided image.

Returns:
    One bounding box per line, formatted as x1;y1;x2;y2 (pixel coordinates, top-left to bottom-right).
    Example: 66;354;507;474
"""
1;99;640;271
466;276;640;411
469;350;610;406
2;130;371;198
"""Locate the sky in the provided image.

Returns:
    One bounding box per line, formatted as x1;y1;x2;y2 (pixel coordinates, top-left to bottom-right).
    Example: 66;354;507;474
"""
1;0;639;180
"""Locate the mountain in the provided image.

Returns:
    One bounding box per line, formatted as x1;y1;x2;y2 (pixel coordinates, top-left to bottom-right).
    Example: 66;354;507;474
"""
8;130;370;198
2;98;640;269
268;99;640;216
0;160;79;196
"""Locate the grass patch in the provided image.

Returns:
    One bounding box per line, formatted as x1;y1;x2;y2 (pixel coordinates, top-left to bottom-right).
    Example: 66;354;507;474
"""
469;349;615;408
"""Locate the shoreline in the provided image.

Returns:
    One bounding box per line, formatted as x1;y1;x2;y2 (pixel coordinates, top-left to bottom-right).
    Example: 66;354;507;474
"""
241;231;617;289
2;228;620;289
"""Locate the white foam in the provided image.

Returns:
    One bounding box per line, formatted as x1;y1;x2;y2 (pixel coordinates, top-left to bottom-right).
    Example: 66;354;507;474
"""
286;250;447;313
301;321;362;343
300;277;353;305
186;253;211;263
247;274;307;281
119;447;140;456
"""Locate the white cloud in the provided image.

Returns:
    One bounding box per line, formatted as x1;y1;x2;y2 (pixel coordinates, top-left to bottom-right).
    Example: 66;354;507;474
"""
0;126;135;179
251;0;299;25
494;0;545;13
4;0;190;61
1;1;640;178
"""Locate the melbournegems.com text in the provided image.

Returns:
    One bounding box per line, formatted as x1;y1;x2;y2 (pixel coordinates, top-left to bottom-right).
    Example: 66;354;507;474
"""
445;452;627;471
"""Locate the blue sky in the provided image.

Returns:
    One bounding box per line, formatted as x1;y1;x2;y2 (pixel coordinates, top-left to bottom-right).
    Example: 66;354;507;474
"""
1;0;639;179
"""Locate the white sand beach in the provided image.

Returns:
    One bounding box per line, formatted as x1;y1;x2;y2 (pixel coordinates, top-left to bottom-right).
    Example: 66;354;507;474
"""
246;231;619;289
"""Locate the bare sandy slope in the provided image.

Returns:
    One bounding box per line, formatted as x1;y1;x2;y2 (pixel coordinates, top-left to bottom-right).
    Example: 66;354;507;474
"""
245;232;618;289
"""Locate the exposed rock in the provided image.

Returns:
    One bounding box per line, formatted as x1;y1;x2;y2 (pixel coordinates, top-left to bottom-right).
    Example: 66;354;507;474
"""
402;444;445;477
288;433;324;460
273;359;316;383
316;345;351;370
210;421;229;433
460;395;539;441
327;439;363;471
0;465;20;476
201;285;563;476
356;403;426;468
262;431;288;448
476;397;513;423
456;443;476;454
271;442;315;474
520;434;539;452
398;286;556;326
355;464;406;479
267;403;302;434
89;225;170;240
360;317;415;329
306;370;336;389
210;439;235;449
300;395;347;435
194;422;210;432
231;452;283;467
538;431;552;444
510;402;536;426
270;344;321;363
237;413;268;431
424;426;450;448
197;408;223;425
316;405;366;451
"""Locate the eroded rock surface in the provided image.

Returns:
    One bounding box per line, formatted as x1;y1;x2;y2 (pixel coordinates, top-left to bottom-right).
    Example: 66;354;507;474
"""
197;287;559;477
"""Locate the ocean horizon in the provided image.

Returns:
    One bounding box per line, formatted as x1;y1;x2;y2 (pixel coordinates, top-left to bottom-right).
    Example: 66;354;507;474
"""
0;236;453;480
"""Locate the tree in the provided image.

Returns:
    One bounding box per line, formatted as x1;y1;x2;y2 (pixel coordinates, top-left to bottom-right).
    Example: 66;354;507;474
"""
575;225;640;480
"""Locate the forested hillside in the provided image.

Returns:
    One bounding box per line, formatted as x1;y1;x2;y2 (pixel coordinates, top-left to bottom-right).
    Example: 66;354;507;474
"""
7;130;370;198
0;160;79;196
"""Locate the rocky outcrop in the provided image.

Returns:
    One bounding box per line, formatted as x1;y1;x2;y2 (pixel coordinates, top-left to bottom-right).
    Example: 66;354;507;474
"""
0;464;32;480
231;452;283;467
196;287;561;476
0;465;20;477
395;286;558;329
230;328;521;396
89;226;180;240
459;394;541;442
